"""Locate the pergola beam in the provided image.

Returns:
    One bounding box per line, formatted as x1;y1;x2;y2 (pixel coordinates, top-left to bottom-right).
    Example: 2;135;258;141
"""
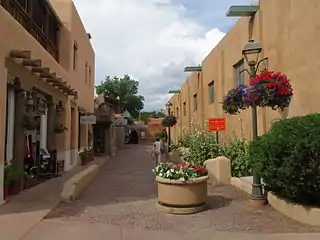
21;59;41;67
10;50;31;59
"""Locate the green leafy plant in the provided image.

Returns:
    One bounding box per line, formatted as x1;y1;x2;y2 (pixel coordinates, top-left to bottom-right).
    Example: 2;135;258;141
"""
177;122;221;166
221;137;252;177
248;114;320;206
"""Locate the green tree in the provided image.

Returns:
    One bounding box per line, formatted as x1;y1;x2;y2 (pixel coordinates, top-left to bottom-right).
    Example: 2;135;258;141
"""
96;75;145;118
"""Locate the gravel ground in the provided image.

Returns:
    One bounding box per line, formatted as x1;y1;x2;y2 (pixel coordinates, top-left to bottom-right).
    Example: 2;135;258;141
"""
46;144;320;234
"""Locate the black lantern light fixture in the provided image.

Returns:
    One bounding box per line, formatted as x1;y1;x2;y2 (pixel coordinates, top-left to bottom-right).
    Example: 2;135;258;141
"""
241;39;267;205
165;101;173;147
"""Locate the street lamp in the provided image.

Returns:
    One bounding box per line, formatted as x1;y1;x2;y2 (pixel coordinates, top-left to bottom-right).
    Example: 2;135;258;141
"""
165;101;173;146
242;39;267;205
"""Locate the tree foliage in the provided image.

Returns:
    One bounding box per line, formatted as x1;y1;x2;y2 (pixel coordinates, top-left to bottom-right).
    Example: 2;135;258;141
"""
96;75;144;118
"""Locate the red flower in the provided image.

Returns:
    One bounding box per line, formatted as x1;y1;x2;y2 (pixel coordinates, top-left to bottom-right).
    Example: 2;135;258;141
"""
194;167;206;174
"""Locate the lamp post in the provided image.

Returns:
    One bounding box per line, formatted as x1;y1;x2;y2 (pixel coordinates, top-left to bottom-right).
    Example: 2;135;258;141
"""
165;102;173;147
242;39;267;205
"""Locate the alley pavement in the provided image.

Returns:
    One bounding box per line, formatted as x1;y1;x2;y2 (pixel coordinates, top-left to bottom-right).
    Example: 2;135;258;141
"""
22;144;320;239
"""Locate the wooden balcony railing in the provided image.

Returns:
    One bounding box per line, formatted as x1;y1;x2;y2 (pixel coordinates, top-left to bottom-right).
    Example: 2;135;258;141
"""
1;0;59;62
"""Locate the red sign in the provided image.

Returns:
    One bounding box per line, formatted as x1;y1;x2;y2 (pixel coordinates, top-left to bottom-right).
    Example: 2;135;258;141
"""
208;118;225;131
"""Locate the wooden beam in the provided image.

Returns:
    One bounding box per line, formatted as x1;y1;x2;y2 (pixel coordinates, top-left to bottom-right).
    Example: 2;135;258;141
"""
32;67;50;74
21;59;41;67
10;50;31;59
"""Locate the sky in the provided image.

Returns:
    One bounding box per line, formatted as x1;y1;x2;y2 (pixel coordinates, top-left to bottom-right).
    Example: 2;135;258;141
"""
74;0;255;111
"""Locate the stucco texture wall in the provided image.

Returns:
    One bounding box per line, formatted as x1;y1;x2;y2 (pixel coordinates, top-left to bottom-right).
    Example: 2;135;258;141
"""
169;0;320;143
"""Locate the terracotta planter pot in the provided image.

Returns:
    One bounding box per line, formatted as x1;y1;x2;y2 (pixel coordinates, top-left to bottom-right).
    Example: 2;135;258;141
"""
9;181;22;195
156;176;208;214
24;179;37;189
3;186;9;200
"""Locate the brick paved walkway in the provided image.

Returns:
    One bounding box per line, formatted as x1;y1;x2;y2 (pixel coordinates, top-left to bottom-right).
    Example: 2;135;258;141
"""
24;144;320;239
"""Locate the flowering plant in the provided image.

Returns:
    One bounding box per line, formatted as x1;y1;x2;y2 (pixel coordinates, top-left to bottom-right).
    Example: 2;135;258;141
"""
153;162;207;181
222;84;248;115
54;123;68;133
244;71;293;110
162;115;177;127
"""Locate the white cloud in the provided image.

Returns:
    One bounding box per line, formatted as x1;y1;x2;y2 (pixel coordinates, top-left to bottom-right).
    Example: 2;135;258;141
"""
74;0;225;111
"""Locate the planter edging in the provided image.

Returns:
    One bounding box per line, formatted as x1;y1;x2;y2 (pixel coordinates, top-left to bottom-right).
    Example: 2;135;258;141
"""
156;176;208;185
267;192;320;226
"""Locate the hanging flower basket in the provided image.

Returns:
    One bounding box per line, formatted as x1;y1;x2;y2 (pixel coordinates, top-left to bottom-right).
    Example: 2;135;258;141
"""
54;123;68;134
24;112;40;130
162;115;177;127
222;84;248;115
244;71;293;111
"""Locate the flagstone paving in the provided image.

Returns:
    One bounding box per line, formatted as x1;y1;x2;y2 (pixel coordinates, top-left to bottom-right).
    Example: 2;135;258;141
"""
26;144;320;239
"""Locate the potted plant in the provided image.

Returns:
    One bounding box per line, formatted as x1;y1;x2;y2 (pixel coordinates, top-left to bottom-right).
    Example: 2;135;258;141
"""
54;123;68;134
244;71;293;110
24;112;40;130
79;148;94;165
222;84;248;115
3;163;12;200
162;115;177;127
8;165;24;195
153;162;208;214
23;172;37;189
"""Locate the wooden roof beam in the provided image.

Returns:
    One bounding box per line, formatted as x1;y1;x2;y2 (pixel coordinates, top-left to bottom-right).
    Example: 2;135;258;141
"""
22;59;41;67
32;67;50;74
10;50;31;59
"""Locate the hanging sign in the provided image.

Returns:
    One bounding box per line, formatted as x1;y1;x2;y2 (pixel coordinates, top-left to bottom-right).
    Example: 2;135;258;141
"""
80;115;96;124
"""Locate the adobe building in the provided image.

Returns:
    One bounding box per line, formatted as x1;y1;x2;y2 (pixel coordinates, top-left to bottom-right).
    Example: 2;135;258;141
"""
169;0;320;144
0;0;95;203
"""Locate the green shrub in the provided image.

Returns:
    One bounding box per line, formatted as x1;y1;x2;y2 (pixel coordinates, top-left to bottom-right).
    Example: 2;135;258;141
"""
221;137;252;177
248;114;320;206
177;123;221;166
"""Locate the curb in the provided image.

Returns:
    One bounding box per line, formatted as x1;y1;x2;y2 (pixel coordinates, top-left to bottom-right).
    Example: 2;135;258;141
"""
60;156;108;202
230;177;252;195
231;177;320;226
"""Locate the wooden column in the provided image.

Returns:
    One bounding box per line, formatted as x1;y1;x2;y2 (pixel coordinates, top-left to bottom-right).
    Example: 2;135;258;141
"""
46;98;56;151
13;89;26;171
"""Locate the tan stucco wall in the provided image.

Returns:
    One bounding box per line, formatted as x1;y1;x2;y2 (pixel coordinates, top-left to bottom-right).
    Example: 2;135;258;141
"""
0;0;94;170
169;0;320;143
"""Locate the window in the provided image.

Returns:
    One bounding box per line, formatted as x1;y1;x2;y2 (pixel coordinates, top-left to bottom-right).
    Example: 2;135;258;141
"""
183;102;186;116
88;66;92;86
234;59;245;86
176;107;179;119
208;81;215;104
85;63;88;84
73;42;78;70
193;94;198;111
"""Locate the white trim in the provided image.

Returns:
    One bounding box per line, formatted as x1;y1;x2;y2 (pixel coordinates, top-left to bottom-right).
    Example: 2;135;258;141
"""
0;162;4;205
6;88;15;163
40;108;47;149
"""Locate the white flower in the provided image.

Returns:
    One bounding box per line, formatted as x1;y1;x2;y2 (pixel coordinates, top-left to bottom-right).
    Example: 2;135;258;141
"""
179;177;185;181
159;173;163;177
170;169;174;172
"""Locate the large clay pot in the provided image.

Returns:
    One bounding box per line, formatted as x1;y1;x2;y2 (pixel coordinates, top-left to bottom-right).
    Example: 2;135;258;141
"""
156;176;208;214
3;186;9;200
9;181;22;195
